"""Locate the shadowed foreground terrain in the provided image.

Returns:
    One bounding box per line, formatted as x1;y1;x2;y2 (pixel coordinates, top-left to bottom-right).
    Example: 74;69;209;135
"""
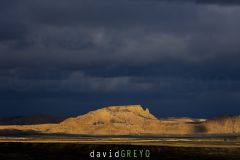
0;134;240;160
0;141;240;160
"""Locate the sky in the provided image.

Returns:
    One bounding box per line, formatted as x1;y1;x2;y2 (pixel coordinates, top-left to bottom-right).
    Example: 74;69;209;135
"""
1;0;240;118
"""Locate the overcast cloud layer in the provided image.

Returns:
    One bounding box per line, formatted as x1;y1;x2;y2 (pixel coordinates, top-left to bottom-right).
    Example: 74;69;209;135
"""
1;0;240;117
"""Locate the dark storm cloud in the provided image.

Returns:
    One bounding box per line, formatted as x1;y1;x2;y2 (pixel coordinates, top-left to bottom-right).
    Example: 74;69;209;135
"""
195;0;240;5
149;0;240;5
1;0;239;67
0;1;27;42
81;57;240;80
0;0;240;117
0;20;27;42
0;0;20;11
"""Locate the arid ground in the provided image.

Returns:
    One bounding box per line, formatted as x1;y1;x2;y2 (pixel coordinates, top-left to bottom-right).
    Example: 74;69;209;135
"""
0;135;240;160
1;105;240;159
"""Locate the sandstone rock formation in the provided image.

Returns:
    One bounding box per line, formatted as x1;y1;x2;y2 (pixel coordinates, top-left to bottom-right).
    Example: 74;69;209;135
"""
0;105;239;135
204;116;240;134
48;105;161;135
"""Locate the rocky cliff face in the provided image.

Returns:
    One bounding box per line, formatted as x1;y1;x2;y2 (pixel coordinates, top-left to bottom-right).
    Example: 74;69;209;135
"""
48;105;161;135
204;116;240;134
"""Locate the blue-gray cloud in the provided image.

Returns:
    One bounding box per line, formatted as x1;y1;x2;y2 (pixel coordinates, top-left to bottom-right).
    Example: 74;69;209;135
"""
0;0;240;117
147;0;240;5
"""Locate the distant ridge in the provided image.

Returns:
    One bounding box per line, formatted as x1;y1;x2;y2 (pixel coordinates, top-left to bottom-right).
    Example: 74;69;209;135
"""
0;105;239;135
0;115;66;125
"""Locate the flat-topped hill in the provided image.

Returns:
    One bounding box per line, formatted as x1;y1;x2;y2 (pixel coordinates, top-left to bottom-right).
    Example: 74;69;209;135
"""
50;105;160;135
